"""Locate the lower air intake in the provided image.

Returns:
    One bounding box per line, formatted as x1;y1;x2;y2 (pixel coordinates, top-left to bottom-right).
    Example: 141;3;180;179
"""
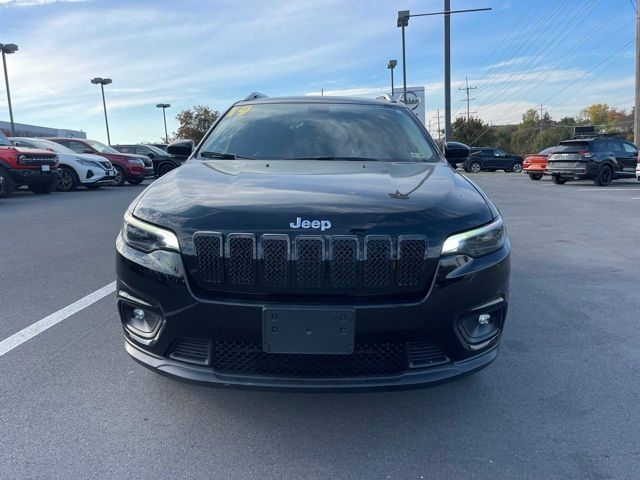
169;338;212;366
212;341;406;377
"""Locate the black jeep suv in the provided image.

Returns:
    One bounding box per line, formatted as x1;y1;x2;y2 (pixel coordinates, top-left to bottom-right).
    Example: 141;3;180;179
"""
115;95;511;390
546;136;638;186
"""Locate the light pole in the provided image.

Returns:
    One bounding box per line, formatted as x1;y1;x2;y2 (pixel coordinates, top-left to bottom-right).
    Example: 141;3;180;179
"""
387;60;397;97
396;6;491;140
397;11;410;103
156;103;171;143
1;43;19;135
91;77;112;145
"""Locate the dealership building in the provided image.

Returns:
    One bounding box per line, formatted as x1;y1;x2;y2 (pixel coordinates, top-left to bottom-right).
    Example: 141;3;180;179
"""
0;120;86;139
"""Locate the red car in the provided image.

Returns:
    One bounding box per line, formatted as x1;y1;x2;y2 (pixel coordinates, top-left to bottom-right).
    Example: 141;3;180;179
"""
0;130;59;197
523;146;556;180
46;137;154;186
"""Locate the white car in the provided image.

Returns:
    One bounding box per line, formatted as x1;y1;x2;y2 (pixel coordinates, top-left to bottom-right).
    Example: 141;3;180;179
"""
10;137;116;191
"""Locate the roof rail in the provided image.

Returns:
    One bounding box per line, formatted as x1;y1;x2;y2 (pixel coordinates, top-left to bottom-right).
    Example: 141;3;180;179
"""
376;94;398;103
242;92;269;101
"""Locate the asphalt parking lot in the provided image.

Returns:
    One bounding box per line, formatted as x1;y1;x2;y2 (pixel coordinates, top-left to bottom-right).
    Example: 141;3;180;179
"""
1;173;639;480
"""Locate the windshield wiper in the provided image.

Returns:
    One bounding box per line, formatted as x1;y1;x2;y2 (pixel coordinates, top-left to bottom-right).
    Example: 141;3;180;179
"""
199;151;253;159
290;156;380;161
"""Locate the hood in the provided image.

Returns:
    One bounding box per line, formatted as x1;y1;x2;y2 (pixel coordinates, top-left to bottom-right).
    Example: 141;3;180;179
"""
71;152;111;163
7;146;57;156
133;160;493;246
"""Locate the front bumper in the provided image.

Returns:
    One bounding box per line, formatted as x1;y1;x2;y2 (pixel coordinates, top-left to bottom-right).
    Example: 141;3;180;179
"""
115;234;511;390
9;167;57;185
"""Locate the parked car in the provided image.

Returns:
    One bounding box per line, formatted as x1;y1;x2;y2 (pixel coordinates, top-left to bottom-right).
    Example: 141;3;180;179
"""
116;94;511;390
148;143;168;152
46;138;153;186
464;147;523;173
0;130;59;198
546;136;638;186
523;146;556;180
636;152;640;181
112;143;182;177
11;137;116;191
443;141;470;169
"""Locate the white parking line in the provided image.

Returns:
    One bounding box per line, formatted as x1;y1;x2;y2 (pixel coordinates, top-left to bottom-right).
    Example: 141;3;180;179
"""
577;188;640;191
0;281;116;358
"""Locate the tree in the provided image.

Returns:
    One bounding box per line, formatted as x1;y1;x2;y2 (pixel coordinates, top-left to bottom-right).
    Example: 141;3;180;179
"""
579;103;610;127
451;116;493;146
172;105;220;144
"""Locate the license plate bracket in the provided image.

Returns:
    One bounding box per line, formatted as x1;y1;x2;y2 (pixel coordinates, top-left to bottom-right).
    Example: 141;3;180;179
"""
262;308;355;355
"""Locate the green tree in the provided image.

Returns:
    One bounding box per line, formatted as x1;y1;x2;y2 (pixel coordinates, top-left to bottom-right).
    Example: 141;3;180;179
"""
451;116;494;146
172;105;220;144
579;103;610;127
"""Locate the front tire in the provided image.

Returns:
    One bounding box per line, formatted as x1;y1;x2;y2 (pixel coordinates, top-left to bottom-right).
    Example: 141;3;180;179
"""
112;165;126;187
593;165;613;186
468;161;482;173
29;180;56;194
552;175;567;185
528;173;543;180
0;167;16;198
511;162;523;173
57;167;78;192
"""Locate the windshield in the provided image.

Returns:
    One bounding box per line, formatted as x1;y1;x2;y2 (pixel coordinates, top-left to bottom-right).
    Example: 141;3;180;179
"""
0;130;9;146
198;103;437;162
145;144;168;155
85;139;120;154
554;141;589;153
28;138;76;154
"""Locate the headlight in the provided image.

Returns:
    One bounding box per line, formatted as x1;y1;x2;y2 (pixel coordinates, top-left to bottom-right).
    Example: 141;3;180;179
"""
122;211;180;253
76;158;100;167
127;158;145;166
441;217;505;258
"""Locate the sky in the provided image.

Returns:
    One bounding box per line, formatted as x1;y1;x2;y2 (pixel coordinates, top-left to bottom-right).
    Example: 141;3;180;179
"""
0;0;637;143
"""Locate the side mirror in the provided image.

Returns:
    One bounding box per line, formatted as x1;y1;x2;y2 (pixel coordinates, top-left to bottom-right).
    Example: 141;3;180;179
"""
83;148;94;154
147;152;156;159
167;139;194;158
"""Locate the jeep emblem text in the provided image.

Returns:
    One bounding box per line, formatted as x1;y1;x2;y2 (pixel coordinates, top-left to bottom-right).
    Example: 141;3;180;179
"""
289;217;332;231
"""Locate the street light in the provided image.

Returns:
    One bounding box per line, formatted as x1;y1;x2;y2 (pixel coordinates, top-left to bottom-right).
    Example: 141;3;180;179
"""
156;103;171;144
397;11;410;103
387;60;397;98
396;5;491;141
1;43;19;135
91;77;113;145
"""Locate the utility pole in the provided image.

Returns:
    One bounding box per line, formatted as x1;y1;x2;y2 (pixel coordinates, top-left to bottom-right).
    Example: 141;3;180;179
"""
0;43;19;135
433;109;442;142
539;104;544;134
459;75;477;121
635;1;639;143
444;0;451;140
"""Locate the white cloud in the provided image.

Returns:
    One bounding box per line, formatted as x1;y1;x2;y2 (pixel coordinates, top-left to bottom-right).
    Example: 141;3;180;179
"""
0;0;88;7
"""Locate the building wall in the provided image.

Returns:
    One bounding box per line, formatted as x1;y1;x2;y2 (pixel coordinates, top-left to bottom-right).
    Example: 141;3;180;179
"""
0;120;86;139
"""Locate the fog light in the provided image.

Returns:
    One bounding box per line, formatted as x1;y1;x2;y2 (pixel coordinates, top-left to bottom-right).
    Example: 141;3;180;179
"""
457;307;503;346
121;303;162;338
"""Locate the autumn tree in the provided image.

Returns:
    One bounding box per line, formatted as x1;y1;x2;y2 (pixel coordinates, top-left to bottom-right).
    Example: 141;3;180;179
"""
172;105;220;144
